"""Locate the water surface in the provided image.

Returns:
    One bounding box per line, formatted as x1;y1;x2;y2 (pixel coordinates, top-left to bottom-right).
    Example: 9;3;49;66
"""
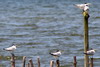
0;0;100;67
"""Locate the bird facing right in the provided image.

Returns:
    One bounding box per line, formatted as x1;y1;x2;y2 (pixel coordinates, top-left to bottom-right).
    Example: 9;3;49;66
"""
49;50;62;59
3;44;17;51
75;3;91;12
84;48;96;56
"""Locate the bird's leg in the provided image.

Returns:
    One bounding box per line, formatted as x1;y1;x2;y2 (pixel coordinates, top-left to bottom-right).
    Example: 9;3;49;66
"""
11;53;14;56
92;55;93;58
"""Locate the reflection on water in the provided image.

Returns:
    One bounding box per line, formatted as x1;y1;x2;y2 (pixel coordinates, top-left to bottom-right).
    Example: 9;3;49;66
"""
0;0;100;67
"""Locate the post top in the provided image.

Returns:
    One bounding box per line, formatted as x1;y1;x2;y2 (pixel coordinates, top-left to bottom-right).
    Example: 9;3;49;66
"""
82;11;90;18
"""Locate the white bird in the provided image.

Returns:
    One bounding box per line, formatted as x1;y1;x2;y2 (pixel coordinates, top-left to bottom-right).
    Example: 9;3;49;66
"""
84;48;96;56
3;44;17;51
75;3;91;11
50;50;62;58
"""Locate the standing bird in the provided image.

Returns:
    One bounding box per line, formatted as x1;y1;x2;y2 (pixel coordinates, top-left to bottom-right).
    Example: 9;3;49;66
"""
3;44;17;54
75;3;91;12
49;50;62;59
84;48;96;57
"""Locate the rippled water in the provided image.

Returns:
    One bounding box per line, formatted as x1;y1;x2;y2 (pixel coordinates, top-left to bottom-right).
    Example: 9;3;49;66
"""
0;0;100;67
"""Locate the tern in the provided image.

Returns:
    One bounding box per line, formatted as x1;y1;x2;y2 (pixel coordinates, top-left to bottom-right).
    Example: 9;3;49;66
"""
3;44;17;54
75;3;91;11
49;50;62;59
84;48;96;57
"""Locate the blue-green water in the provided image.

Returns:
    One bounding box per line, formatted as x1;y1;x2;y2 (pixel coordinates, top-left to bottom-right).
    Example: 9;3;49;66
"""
0;0;100;67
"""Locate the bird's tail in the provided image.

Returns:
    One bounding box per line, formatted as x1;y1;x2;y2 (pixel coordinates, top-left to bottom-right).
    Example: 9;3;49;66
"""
84;53;87;55
49;53;53;55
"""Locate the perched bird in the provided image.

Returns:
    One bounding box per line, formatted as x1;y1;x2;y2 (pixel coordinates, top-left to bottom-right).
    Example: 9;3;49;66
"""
3;44;17;52
49;50;62;59
84;48;96;56
75;3;91;11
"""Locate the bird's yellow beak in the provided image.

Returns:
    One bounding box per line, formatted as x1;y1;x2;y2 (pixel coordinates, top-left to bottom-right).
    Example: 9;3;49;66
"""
87;3;91;5
94;49;97;50
16;45;20;47
61;50;64;52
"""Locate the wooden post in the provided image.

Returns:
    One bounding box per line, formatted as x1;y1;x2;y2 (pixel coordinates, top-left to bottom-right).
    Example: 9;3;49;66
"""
11;53;15;67
56;60;60;67
29;59;34;67
22;56;26;67
37;57;40;67
50;60;54;67
73;56;77;67
0;55;1;64
90;58;93;67
83;11;90;67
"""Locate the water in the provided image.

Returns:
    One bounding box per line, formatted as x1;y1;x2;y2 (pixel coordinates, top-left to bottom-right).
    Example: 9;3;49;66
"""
0;0;100;67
